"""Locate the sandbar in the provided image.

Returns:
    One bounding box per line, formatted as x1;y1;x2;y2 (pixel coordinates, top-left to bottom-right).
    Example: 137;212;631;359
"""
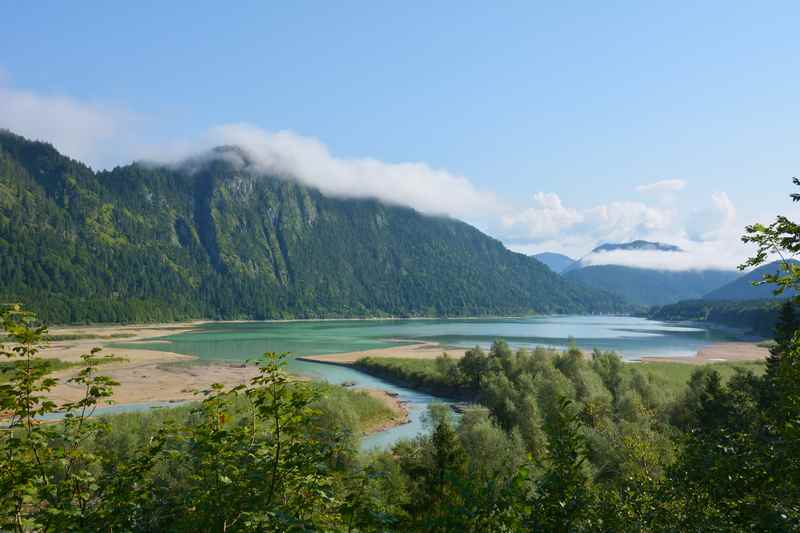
639;342;770;364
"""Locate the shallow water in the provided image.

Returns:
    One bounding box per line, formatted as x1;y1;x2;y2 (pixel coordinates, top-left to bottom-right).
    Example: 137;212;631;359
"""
115;316;739;449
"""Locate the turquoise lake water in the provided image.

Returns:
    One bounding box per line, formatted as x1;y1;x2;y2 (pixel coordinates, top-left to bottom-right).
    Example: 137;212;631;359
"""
114;315;739;449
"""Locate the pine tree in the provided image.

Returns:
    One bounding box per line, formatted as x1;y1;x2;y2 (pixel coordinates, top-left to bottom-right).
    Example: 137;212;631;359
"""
767;300;798;382
529;397;593;531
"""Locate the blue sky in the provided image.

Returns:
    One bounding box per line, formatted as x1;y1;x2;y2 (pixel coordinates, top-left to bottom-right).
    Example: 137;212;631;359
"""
1;2;798;264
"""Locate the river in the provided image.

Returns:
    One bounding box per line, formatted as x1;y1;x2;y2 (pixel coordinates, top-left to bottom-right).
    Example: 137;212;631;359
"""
114;315;739;449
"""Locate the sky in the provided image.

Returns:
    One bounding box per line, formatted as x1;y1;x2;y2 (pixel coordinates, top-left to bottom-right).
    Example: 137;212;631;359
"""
1;1;798;268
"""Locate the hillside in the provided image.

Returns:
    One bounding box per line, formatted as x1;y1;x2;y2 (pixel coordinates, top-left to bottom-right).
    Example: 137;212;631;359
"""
564;265;738;307
0;131;627;323
532;252;574;273
649;298;783;337
704;259;799;301
560;240;738;307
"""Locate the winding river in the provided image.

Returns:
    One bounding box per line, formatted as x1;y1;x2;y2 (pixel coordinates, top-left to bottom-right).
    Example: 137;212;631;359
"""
113;315;740;449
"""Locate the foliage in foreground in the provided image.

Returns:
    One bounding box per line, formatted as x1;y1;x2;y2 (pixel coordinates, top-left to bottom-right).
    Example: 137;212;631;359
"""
0;306;393;531
359;336;798;531
2;302;798;531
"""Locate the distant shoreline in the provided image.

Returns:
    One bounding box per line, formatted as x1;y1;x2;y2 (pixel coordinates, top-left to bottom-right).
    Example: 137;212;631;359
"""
46;312;643;330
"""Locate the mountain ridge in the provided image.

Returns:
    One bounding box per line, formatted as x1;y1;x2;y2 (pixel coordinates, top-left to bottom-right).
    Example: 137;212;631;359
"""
592;240;682;254
704;259;800;301
532;252;575;273
0;130;628;323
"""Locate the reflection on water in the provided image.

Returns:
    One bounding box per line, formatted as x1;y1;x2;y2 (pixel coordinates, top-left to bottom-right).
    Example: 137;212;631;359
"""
112;316;741;449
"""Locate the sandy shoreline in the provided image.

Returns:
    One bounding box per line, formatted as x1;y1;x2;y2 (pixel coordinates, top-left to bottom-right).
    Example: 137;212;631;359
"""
26;321;769;424
299;342;468;365
300;340;770;367
47;361;263;406
639;342;770;364
40;321;206;364
31;322;411;432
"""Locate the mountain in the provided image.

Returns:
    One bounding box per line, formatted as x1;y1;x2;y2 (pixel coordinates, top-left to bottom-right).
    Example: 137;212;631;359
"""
703;260;799;301
592;240;681;253
532;252;575;273
564;266;739;307
561;241;738;307
649;299;782;337
562;240;682;273
0;131;627;324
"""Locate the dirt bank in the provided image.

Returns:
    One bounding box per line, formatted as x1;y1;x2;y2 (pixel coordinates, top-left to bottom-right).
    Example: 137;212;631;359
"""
640;342;770;364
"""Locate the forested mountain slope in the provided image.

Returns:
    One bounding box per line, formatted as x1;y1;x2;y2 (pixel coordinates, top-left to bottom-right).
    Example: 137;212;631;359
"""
648;298;782;337
0;131;627;323
558;240;737;306
564;264;738;307
532;252;574;273
704;259;799;301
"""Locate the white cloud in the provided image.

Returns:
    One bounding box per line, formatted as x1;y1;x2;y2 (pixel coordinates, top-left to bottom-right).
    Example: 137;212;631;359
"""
502;193;674;247
636;179;687;194
194;123;507;219
583;202;673;241
687;192;737;242
0;78;139;169
576;245;745;271
503;191;747;270
501;192;582;240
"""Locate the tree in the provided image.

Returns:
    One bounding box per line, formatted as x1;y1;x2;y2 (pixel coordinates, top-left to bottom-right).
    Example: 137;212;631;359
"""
458;346;489;392
767;300;798;381
0;306;353;531
0;305;126;531
660;178;800;530
740;176;800;296
527;398;594;531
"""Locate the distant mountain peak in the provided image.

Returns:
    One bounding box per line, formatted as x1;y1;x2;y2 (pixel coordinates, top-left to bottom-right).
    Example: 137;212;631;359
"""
591;240;682;253
533;252;575;274
211;144;251;159
169;145;258;176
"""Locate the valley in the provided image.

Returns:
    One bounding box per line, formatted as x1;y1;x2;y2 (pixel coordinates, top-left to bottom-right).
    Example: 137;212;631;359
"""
3;6;799;529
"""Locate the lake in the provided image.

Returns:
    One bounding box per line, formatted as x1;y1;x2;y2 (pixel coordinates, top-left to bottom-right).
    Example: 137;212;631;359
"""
116;315;739;449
